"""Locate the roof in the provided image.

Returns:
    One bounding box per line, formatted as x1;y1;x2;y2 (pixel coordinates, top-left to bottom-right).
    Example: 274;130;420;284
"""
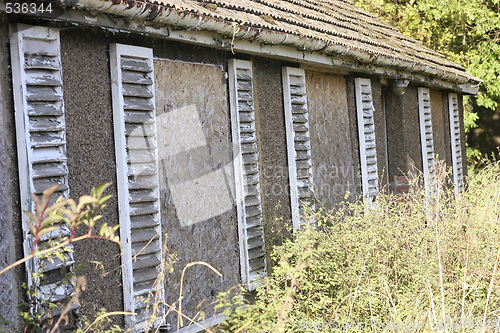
72;0;480;87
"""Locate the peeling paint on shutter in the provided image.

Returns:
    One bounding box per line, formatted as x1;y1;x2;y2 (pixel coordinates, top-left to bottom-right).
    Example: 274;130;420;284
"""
282;67;314;230
448;93;464;195
10;24;75;308
355;78;379;203
111;44;164;331
228;59;267;290
418;87;436;195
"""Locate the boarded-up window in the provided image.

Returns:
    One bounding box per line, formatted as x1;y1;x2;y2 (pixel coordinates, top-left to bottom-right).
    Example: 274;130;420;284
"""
10;24;74;306
282;67;314;230
448;93;464;195
355;78;379;203
418;87;436;195
228;59;267;290
110;44;164;331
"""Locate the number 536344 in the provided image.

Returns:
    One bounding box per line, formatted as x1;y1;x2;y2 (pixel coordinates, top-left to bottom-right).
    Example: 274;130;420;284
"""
5;2;53;14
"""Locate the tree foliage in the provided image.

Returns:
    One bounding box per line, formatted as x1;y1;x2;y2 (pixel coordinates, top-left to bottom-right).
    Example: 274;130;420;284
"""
354;0;500;110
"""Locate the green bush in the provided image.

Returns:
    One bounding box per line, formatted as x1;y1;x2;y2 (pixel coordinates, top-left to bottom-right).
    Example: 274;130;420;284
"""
217;161;500;332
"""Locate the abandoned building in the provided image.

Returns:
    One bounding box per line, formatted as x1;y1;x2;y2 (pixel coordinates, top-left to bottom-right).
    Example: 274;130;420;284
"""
0;0;480;331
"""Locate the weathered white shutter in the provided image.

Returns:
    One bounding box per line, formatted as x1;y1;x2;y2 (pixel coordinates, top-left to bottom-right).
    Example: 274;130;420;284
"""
110;44;164;331
228;59;267;290
418;87;436;195
448;93;464;195
10;24;75;307
282;67;314;230
355;78;379;203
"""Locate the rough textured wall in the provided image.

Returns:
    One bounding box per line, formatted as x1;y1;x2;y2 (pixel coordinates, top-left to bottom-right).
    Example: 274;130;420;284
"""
0;15;26;329
385;85;422;176
344;76;362;197
253;57;292;237
154;59;240;329
457;94;468;179
430;90;451;165
305;71;356;206
0;15;22;326
60;28;125;325
442;92;453;166
371;79;389;189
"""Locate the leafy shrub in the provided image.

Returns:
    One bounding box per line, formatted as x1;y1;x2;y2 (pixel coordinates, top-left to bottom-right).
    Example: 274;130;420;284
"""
217;161;500;332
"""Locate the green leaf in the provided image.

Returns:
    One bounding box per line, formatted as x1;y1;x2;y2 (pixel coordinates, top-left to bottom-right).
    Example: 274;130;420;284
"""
24;211;39;225
93;182;112;199
26;220;37;236
37;226;59;238
40;214;64;228
76;195;98;211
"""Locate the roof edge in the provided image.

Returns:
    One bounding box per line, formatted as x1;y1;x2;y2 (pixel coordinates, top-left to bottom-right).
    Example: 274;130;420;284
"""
67;0;480;88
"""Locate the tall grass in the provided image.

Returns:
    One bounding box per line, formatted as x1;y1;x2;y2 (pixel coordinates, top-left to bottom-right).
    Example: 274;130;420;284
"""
217;161;500;332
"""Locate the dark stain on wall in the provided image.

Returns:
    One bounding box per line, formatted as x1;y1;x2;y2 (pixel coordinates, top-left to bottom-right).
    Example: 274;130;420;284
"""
457;94;468;178
385;84;422;176
345;75;367;197
60;28;124;327
371;79;389;189
0;14;24;327
430;90;452;165
253;57;293;239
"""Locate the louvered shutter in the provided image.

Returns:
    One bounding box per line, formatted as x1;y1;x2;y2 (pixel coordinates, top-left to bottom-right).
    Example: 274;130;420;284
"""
228;59;267;290
418;87;436;195
10;24;75;307
448;93;464;195
282;67;314;230
110;44;164;331
355;78;379;203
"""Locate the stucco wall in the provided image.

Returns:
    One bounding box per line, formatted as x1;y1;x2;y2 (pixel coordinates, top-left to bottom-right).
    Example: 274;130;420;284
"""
385;85;422;176
253;58;293;237
154;59;240;328
0;15;28;329
305;71;357;206
60;28;125;326
457;94;468;180
0;15;22;327
371;79;389;190
430;90;452;165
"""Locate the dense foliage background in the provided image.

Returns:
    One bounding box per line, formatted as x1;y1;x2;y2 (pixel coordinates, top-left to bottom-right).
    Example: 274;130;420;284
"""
353;0;500;168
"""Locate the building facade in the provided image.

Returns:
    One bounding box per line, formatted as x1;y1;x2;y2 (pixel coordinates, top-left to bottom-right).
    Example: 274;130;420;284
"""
0;0;479;331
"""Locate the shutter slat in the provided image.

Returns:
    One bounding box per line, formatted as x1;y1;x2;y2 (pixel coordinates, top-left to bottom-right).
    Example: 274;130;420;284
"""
418;87;436;196
448;93;464;195
355;78;379;203
11;24;74;307
24;55;60;70
122;71;153;85
111;44;164;331
229;59;267;291
25;72;61;86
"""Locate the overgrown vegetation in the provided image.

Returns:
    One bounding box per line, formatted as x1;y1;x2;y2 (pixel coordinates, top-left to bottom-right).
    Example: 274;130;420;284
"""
4;161;500;332
0;183;122;332
217;161;500;332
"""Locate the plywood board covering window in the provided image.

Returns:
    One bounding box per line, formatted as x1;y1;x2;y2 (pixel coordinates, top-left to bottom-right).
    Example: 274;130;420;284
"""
282;67;314;230
228;59;267;290
355;78;379;203
448;93;464;195
10;24;75;306
418;87;436;196
110;43;164;331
